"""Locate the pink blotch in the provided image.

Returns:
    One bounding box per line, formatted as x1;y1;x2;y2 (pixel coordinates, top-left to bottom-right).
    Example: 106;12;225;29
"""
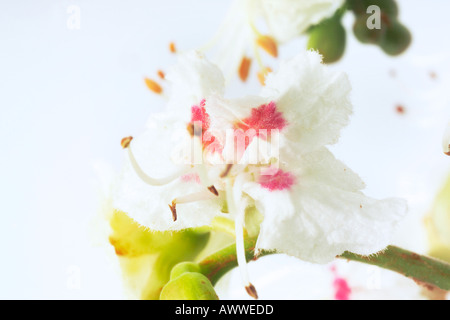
180;173;201;184
259;168;295;191
237;101;287;136
333;278;351;300
190;99;210;132
330;264;351;300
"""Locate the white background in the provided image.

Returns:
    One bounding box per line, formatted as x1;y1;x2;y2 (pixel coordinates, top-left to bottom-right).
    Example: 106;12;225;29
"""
0;0;449;299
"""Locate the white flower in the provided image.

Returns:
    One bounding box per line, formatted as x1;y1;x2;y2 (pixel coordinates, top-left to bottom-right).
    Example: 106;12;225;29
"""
201;0;344;83
113;50;406;297
443;122;450;156
259;0;345;43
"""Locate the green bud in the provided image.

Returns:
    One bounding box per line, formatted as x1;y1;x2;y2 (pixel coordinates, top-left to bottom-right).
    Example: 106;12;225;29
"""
353;15;387;44
170;262;202;280
160;272;219;300
307;16;346;64
379;21;411;56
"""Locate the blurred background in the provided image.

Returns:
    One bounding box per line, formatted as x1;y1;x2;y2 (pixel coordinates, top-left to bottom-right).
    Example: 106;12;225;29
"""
0;0;449;299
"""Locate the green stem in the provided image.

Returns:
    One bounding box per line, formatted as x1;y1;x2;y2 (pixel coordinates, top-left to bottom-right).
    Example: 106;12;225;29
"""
340;246;450;290
199;237;262;285
199;238;450;291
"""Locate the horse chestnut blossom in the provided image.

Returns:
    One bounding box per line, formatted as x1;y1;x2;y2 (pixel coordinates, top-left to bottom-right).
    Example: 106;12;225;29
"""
113;50;406;298
204;0;344;82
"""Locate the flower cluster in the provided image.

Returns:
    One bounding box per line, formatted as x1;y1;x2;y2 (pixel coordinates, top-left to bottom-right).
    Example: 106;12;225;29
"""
113;50;406;297
203;0;344;83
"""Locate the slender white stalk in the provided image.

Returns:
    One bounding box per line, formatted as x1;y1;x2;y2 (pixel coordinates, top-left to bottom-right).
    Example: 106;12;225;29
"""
173;190;218;205
227;175;258;299
127;146;190;186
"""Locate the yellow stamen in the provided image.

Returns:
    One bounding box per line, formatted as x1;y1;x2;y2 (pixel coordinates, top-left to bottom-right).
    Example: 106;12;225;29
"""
144;78;163;94
257;67;272;86
207;185;219;196
121;136;133;149
157;70;165;79
220;164;233;178
169;42;177;53
256;35;278;58
169;201;177;221
245;284;259;299
238;56;252;82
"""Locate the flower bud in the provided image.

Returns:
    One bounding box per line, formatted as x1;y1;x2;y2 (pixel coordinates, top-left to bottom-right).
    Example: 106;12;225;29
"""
170;262;202;280
160;272;219;300
307;16;346;64
353;15;387;44
379;21;411;56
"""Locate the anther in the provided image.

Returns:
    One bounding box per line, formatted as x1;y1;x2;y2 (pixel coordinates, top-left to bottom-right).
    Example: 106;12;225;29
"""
144;78;163;94
238;56;252;82
220;164;233;178
207;185;219;196
187;123;202;137
169;201;177;221
121;136;133;149
257;67;272;86
157;70;165;79
256;35;278;58
245;283;259;300
169;42;177;53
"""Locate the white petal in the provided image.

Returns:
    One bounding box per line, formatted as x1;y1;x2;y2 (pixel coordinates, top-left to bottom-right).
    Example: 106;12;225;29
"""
263;51;352;154
166;51;225;119
443;122;450;155
291;148;366;193
260;0;345;43
113;113;223;231
244;148;407;263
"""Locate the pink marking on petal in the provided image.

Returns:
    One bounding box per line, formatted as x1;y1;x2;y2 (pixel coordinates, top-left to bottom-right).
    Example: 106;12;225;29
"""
333;277;351;300
237;101;287;137
180;173;201;184
259;168;295;191
190;99;210;132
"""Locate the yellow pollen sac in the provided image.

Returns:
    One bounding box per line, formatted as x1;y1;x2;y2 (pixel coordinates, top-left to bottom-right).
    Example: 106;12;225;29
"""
207;185;219;196
257;67;272;86
157;70;165;79
238;56;252;82
144;78;163;94
169;42;177;53
256;35;278;58
245;283;259;299
121;136;133;149
169;201;177;221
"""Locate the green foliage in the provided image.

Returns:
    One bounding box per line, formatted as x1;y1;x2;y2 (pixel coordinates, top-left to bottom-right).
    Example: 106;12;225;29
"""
109;211;210;299
349;0;411;55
